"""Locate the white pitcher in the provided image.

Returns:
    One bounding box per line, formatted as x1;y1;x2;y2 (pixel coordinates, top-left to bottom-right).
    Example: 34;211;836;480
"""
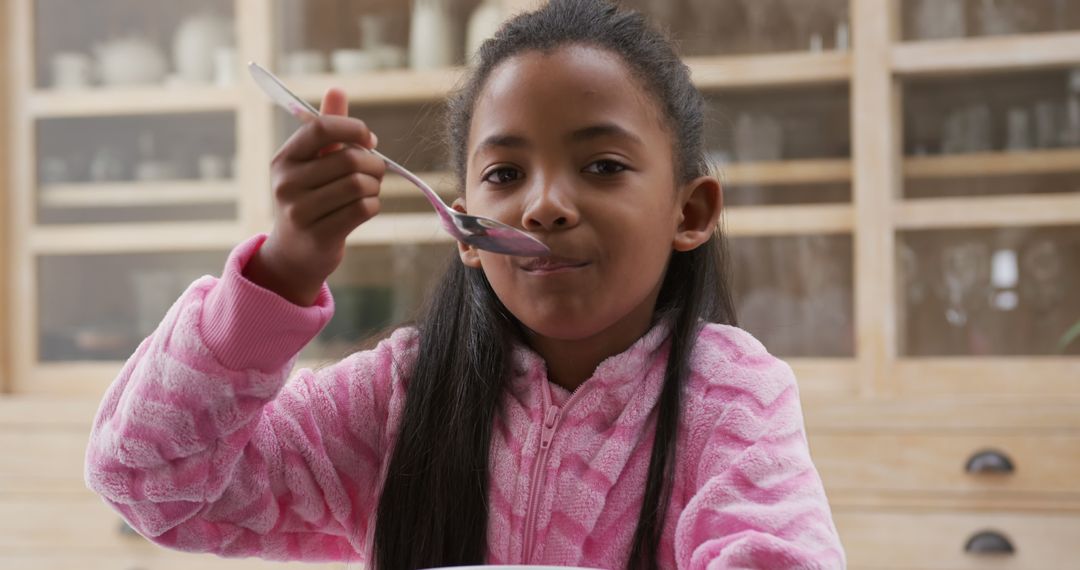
409;0;456;70
173;12;235;84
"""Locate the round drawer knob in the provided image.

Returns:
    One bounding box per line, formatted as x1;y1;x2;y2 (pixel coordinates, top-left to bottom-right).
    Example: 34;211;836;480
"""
964;530;1015;555
965;449;1015;474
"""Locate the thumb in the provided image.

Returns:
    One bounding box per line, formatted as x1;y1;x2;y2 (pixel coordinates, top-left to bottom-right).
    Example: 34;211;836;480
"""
320;87;349;117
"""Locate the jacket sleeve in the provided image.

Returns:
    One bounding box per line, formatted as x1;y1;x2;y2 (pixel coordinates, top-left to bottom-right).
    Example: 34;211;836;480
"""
675;326;846;570
84;234;413;563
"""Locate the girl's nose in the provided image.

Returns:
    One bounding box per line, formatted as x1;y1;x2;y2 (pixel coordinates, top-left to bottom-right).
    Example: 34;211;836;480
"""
521;182;580;231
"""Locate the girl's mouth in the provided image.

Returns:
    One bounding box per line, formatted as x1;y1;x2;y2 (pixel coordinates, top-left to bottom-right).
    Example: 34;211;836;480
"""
519;256;590;274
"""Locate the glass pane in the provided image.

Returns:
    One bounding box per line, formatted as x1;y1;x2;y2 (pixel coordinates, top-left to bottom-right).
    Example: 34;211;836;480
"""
903;68;1080;199
722;182;850;207
901;0;1080;42
301;243;455;361
38;250;228;362
707;87;851;162
707;86;851;205
36;113;238;224
274;0;499;75
729;234;855;357
897;226;1080;356
275;103;452;216
35;0;236;90
624;0;850;56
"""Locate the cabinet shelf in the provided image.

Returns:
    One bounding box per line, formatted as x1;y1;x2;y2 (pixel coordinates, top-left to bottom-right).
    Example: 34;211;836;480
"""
38;181;238;208
27;222;243;254
282;51;853;107
344;212;452;246
687;51;851;90
380;171;456;199
722;158;852;186
287;67;466;105
893;31;1080;77
895;358;1080;397
904;148;1080;180
29;86;241;118
894;193;1080;230
725;204;854;236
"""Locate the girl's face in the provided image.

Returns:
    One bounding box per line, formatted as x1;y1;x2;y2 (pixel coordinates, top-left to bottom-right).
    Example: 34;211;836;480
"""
458;45;718;343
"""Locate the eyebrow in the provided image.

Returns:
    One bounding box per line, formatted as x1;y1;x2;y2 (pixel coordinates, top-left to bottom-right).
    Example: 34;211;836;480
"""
472;122;645;162
567;123;645;147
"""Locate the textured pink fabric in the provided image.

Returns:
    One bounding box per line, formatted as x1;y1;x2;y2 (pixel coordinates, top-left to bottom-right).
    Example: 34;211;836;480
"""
85;234;846;569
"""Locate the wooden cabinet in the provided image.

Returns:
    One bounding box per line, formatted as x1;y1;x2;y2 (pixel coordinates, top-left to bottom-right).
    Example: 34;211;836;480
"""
3;0;1080;568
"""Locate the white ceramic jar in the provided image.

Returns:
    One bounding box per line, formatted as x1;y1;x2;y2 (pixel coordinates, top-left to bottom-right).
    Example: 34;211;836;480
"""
409;0;456;70
173;13;235;84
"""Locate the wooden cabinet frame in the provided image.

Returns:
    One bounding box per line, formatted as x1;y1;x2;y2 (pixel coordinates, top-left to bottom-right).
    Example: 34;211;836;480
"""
3;0;1080;402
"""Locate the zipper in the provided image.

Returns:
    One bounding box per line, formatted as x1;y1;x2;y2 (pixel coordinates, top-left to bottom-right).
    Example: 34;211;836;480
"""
521;402;559;562
520;380;588;562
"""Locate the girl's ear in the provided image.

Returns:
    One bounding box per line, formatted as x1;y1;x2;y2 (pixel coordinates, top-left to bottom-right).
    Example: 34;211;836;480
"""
673;175;723;252
452;198;484;268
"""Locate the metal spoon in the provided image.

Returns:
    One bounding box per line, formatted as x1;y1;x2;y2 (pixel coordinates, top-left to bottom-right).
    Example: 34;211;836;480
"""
248;62;550;257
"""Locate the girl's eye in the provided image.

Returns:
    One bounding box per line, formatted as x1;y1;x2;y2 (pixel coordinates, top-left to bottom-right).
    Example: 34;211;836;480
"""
583;159;628;176
482;167;523;185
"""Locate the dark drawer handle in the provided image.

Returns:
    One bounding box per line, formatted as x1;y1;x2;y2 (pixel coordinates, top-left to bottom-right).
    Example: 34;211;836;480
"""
965;449;1015;474
964;530;1015;555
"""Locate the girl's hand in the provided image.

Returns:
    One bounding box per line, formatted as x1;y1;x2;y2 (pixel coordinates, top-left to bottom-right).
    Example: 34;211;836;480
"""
243;88;385;306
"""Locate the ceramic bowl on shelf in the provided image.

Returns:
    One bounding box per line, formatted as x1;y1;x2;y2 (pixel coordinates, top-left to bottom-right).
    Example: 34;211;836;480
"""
332;49;379;74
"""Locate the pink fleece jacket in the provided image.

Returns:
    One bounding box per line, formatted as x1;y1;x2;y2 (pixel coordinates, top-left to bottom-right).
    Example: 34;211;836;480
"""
85;234;845;569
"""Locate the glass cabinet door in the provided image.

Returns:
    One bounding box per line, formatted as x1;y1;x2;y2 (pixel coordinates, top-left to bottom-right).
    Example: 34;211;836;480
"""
302;243;455;363
31;0;241;225
900;0;1080;42
897;68;1080;358
38;250;228;363
706;85;851;207
730;234;855;357
274;0;507;76
624;0;850;56
35;112;239;224
898;226;1080;357
902;68;1080;200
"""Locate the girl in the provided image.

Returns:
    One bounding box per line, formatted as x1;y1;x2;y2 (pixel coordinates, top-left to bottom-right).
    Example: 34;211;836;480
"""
85;0;846;568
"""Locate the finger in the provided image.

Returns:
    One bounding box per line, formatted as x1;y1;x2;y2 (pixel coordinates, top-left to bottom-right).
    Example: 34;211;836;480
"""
320;87;349;117
277;147;386;196
278;115;376;162
311;196;382;243
318;88;350;155
289;172;382;227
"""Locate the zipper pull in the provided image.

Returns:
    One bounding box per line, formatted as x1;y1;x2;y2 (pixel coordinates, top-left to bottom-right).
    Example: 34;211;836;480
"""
540;406;559;449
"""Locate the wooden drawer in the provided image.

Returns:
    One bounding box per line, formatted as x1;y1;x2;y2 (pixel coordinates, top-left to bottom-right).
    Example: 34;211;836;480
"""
0;553;347;570
0;496;344;568
809;432;1080;497
836;509;1080;569
0;428;89;494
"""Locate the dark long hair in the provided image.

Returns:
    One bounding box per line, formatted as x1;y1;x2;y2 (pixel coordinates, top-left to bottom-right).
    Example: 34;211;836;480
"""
373;1;737;568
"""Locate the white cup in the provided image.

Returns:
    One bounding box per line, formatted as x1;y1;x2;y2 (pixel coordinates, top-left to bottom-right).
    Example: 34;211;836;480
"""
198;154;229;180
213;47;237;86
51;52;94;90
281;50;327;75
372;45;407;69
332;49;379;74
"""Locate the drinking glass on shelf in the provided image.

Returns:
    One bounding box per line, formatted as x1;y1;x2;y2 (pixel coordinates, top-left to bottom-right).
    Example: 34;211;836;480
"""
938;241;991;329
977;0;1042;36
736;0;784;51
1005;107;1033;152
733;112;783;162
911;0;966;40
782;0;846;51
